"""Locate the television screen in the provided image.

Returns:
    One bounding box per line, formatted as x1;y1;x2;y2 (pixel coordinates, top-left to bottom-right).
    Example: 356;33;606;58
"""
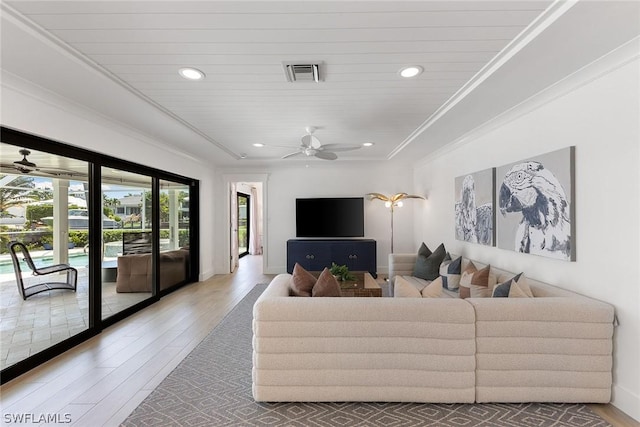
296;197;364;238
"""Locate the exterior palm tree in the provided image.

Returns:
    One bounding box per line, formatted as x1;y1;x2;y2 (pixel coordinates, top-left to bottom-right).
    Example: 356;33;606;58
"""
0;175;34;215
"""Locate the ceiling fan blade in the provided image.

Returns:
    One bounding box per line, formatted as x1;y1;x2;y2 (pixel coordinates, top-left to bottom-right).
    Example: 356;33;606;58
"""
314;151;338;160
282;151;303;159
320;144;362;152
13;165;34;174
37;167;82;177
0;164;24;174
266;144;301;149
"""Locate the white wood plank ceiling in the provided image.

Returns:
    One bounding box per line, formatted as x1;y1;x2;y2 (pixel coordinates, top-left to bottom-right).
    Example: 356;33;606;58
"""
2;1;638;166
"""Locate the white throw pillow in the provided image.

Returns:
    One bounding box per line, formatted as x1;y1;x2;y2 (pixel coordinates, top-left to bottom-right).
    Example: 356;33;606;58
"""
510;276;534;298
394;276;422;298
421;276;443;298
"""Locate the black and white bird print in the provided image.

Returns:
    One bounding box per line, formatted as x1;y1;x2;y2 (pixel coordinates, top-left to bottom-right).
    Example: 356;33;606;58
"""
499;161;571;260
455;175;492;245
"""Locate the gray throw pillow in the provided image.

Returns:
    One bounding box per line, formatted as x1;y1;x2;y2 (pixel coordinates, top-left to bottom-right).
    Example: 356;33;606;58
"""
412;243;432;276
413;243;446;281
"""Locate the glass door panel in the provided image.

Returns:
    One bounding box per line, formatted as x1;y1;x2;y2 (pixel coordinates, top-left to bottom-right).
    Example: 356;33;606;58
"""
101;167;153;320
0;143;90;370
237;193;249;258
158;180;190;291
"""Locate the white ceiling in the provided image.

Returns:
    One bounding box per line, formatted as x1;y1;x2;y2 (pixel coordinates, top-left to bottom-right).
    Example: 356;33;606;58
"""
1;1;639;167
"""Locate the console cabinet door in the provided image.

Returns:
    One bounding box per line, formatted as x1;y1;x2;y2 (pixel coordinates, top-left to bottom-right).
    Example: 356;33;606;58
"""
286;240;331;272
331;241;376;276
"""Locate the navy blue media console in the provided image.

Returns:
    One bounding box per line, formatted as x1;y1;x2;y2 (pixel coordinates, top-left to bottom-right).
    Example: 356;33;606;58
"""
286;239;377;278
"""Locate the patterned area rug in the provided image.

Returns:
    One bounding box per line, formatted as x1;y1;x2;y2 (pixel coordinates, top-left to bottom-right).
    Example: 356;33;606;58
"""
123;284;611;427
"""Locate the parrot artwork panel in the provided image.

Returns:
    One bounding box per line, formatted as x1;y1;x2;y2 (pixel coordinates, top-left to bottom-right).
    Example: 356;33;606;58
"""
496;147;575;261
454;168;495;246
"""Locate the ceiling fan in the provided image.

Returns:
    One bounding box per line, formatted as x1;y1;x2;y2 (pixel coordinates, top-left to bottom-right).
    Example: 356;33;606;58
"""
280;127;362;161
1;148;79;177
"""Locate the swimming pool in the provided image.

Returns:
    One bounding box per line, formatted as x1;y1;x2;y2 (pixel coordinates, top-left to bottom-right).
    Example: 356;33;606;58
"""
0;253;89;275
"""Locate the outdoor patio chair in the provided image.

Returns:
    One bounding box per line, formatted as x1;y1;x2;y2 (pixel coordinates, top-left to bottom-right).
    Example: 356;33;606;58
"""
8;241;77;300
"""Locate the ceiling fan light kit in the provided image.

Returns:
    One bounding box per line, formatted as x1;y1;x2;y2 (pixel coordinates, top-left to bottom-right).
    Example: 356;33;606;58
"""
277;127;361;161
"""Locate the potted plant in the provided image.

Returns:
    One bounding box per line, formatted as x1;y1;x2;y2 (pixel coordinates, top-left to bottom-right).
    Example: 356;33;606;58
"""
329;262;355;281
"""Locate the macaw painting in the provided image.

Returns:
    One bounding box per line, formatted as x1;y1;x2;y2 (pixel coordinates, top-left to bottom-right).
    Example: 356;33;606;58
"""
455;168;495;246
496;147;575;261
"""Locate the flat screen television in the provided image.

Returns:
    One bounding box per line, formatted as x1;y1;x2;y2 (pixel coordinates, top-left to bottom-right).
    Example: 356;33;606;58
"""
296;197;364;238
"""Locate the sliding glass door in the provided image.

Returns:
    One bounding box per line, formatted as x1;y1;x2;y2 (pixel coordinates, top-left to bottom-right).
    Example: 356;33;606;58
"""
0;145;90;371
158;180;191;292
101;167;154;320
0;128;199;384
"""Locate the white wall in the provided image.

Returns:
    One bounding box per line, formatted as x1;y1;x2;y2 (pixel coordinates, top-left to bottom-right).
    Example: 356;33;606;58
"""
1;75;218;281
413;53;640;420
214;162;415;275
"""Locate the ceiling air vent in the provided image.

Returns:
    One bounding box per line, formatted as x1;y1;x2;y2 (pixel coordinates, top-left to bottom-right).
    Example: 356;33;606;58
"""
283;62;322;82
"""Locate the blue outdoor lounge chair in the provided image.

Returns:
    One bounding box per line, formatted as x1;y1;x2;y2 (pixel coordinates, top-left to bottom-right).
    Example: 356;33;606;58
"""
8;241;77;300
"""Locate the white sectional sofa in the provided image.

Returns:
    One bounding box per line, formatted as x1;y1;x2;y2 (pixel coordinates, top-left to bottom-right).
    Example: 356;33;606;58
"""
252;255;615;403
252;273;477;403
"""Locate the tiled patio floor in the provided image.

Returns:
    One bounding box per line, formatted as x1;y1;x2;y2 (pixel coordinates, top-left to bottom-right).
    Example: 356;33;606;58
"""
0;268;149;370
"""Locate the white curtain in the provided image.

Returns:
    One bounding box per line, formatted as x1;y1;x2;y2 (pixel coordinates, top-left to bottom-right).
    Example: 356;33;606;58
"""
249;186;262;255
230;183;238;272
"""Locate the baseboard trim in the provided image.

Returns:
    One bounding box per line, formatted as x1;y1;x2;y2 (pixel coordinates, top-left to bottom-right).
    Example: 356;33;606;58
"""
612;383;640;422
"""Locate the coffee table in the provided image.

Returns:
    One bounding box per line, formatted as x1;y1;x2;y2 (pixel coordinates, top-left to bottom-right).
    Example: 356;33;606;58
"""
338;271;382;297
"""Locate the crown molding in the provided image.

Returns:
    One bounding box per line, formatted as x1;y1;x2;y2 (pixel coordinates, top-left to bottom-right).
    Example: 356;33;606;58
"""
1;2;238;160
414;35;640;168
388;0;576;160
1;70;207;166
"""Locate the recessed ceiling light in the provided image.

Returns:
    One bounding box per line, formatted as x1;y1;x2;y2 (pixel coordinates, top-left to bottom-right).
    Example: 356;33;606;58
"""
362;142;374;147
178;67;205;80
253;143;265;147
399;66;423;78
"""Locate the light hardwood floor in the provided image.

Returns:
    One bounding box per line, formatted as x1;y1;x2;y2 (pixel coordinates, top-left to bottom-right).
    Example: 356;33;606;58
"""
1;255;274;426
1;255;637;427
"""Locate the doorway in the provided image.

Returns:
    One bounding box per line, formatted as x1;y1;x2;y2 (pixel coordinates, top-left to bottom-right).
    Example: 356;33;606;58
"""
237;192;250;258
228;180;264;274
